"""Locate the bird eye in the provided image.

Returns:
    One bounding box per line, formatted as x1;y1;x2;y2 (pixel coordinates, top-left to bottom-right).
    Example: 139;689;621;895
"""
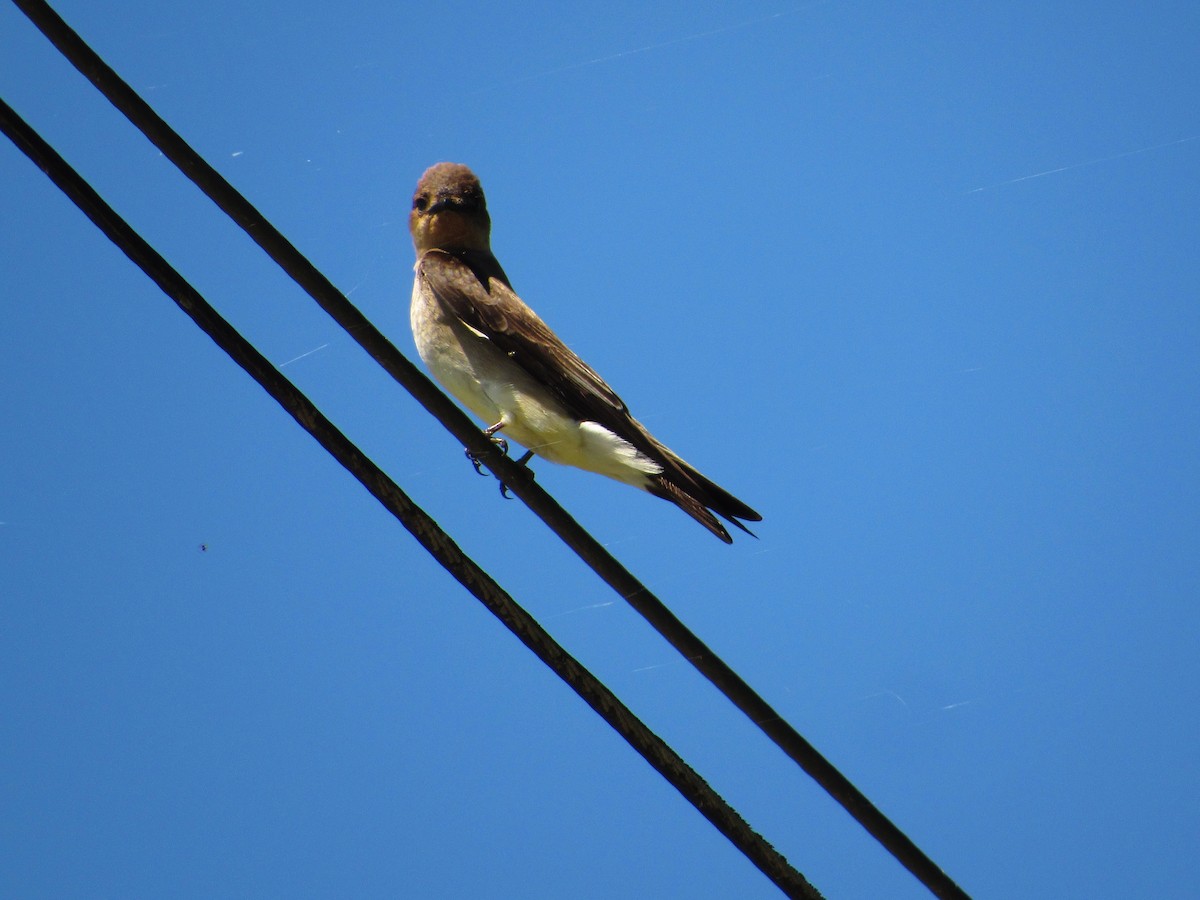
413;194;429;211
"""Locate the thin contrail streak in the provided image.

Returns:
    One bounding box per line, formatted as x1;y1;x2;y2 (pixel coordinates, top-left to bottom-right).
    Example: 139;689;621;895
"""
965;134;1200;194
472;4;822;93
278;343;330;368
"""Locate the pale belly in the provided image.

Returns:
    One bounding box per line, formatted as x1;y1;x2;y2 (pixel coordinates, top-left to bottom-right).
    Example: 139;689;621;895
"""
410;280;661;487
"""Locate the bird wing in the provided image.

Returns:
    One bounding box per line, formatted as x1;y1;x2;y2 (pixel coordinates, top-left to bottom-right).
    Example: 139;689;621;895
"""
417;247;762;534
417;247;632;428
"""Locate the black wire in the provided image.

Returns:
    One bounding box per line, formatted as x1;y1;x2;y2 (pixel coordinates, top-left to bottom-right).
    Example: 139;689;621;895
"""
0;95;826;900
8;3;971;897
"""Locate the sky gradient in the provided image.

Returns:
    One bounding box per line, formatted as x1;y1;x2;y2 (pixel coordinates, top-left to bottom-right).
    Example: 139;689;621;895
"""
3;2;1198;897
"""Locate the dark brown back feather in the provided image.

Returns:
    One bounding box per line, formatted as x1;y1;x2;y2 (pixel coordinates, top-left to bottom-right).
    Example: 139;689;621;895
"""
417;248;761;535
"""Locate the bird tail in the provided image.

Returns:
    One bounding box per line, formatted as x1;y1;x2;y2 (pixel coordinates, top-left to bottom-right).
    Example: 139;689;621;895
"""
646;455;761;544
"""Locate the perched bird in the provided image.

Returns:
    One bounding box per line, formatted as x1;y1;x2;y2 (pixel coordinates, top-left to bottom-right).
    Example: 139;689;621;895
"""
408;162;761;542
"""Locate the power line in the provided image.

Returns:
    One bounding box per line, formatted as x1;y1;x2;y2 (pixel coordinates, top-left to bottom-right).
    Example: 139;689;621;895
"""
8;3;972;896
0;95;824;900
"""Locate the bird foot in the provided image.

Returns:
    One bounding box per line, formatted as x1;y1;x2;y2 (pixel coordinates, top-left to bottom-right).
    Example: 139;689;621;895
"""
465;448;488;476
464;430;513;480
499;450;536;498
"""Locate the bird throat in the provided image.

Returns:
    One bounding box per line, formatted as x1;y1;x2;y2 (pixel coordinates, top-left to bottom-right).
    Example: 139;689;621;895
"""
413;209;490;253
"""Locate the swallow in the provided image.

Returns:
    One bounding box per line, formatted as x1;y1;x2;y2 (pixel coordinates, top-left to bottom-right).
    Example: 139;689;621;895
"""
408;162;760;542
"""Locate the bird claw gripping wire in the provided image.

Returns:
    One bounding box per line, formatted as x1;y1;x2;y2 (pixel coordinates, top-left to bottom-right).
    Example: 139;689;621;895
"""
464;432;535;498
465;429;509;476
499;450;535;498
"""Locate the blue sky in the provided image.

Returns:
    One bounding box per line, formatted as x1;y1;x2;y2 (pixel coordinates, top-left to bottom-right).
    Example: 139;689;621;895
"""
2;2;1198;897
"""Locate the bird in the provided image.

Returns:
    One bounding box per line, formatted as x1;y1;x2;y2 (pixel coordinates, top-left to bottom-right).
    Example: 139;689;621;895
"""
408;162;761;543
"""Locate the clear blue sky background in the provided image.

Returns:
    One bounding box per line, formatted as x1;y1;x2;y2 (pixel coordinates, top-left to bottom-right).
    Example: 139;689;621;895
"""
3;2;1198;897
